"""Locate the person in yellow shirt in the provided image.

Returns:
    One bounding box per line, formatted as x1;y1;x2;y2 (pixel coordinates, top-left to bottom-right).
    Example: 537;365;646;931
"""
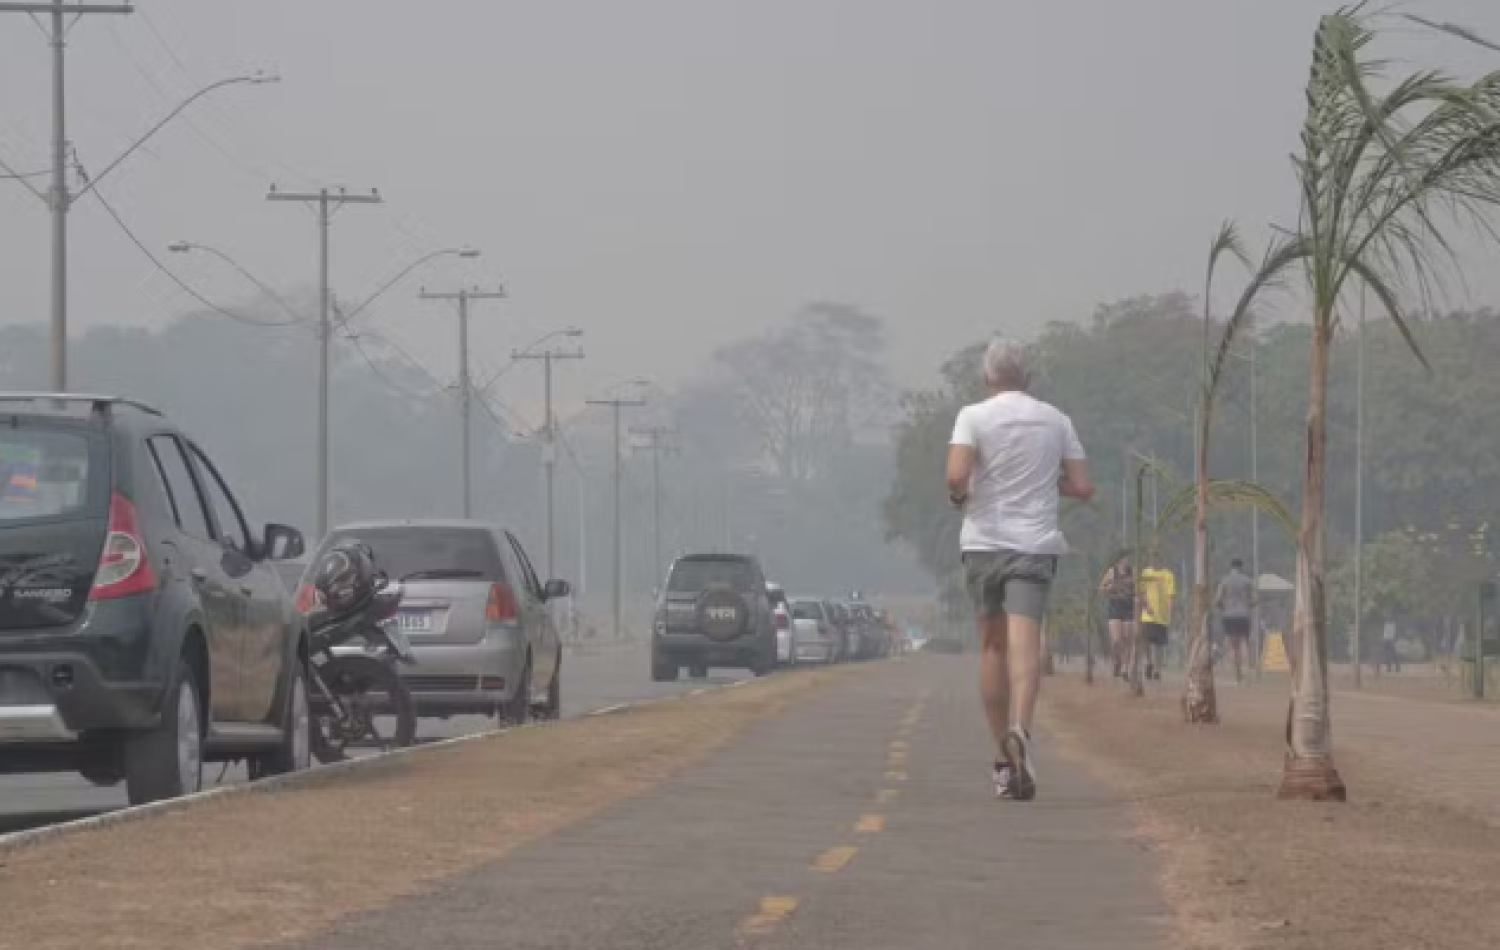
1136;551;1176;681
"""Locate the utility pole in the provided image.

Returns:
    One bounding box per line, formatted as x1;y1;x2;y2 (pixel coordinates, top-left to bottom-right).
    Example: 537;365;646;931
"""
586;395;646;640
0;1;132;389
630;425;680;593
419;286;506;518
1353;285;1367;687
267;185;382;539
514;344;584;578
1249;336;1262;674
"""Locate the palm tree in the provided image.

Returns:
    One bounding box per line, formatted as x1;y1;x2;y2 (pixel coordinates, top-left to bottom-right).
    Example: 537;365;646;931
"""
1224;6;1500;799
1184;223;1252;725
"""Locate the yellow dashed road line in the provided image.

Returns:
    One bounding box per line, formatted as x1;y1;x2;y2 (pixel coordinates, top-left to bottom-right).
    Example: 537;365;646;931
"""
884;770;908;782
876;788;899;804
737;896;801;937
854;814;885;833
812;845;859;873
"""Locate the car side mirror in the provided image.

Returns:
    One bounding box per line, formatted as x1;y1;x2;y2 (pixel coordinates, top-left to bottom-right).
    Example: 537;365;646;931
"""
263;523;306;562
543;578;571;601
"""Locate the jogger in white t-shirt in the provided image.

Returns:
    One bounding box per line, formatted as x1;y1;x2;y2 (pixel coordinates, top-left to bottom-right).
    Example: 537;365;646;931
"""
946;337;1093;801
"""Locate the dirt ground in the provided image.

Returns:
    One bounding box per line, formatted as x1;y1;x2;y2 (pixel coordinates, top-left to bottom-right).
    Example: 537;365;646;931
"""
0;666;854;950
1044;677;1500;950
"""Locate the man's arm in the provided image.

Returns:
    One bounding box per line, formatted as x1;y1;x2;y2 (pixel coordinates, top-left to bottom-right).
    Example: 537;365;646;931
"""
1057;416;1094;501
946;408;975;505
1059;458;1094;501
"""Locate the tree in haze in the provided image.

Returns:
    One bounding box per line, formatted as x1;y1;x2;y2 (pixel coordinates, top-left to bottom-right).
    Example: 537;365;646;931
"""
712;302;892;485
1223;8;1500;800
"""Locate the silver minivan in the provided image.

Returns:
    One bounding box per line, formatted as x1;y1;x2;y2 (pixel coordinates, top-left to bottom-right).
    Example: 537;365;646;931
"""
302;520;567;724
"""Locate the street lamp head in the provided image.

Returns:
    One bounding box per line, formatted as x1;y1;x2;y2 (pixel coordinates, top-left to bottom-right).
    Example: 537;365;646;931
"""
563;327;584;338
246;69;282;85
166;241;193;254
456;247;481;259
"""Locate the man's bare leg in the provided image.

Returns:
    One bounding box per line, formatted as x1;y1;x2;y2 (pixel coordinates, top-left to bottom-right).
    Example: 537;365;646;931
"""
1007;614;1044;735
978;613;1010;758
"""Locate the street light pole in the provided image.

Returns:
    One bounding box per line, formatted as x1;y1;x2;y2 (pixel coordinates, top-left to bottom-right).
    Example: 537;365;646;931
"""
0;1;295;390
1353;286;1367;688
267;187;382;539
513;333;585;578
419;286;506;518
587;391;647;640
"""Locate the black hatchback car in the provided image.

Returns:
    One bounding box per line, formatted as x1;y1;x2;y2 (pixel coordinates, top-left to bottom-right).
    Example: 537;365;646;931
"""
0;394;311;805
651;553;776;680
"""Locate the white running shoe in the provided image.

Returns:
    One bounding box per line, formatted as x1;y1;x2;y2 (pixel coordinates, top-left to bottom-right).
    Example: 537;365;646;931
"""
1002;728;1037;801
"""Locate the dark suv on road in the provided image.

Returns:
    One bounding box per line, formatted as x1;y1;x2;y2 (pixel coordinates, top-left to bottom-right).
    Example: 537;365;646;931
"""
0;394;311;805
652;553;776;680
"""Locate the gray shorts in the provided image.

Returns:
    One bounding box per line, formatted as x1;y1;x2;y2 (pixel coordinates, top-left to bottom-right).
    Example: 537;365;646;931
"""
962;550;1057;621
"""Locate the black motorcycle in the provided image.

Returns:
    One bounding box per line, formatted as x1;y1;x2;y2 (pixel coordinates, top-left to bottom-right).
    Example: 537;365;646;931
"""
307;572;418;763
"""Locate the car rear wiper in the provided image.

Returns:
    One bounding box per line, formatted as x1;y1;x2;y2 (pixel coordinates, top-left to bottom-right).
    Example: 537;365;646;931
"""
400;568;486;581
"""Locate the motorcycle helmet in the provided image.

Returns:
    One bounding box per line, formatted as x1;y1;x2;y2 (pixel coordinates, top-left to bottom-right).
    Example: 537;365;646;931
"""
311;538;378;616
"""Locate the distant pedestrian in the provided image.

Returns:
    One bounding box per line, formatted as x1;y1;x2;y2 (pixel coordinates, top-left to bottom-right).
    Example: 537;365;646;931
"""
1098;552;1136;679
1382;620;1401;673
1136;550;1176;681
946;337;1093;801
1215;559;1255;684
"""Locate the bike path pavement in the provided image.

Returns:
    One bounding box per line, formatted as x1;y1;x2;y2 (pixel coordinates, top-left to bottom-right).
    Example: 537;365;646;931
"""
278;657;1167;950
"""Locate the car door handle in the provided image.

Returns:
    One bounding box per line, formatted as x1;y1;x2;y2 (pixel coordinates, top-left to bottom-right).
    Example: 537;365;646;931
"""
190;568;208;584
240;585;255;597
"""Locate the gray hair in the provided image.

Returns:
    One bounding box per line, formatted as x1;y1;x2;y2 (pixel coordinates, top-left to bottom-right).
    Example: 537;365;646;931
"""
981;336;1032;390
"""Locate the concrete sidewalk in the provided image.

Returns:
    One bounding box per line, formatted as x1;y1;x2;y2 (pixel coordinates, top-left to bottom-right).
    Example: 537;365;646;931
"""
280;657;1166;950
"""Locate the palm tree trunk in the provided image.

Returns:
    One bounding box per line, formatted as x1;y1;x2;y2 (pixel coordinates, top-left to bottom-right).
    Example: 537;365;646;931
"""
1182;423;1218;717
1183;411;1220;723
1279;321;1347;801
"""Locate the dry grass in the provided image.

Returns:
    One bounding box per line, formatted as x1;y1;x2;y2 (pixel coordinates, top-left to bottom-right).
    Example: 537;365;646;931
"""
0;667;854;950
1043;679;1500;950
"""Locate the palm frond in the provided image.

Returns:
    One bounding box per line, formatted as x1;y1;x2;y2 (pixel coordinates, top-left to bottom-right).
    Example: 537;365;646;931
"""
1404;14;1500;54
1156;480;1298;543
1344;258;1431;372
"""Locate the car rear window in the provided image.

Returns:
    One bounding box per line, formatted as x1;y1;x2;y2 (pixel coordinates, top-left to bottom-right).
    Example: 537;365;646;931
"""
319;526;505;582
0;423;104;525
791;600;822;621
668;557;757;592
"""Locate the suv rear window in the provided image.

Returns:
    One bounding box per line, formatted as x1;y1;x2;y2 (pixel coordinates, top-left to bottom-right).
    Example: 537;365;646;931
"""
319;526;506;582
0;424;104;524
667;556;757;592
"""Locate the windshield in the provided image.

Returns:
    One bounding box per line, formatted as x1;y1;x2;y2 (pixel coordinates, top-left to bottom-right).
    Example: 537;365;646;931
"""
0;424;103;525
319;526;505;582
668;557;757;592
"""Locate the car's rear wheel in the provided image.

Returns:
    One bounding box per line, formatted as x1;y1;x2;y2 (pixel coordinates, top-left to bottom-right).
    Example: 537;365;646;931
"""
503;655;533;725
124;661;203;806
249;661;311;780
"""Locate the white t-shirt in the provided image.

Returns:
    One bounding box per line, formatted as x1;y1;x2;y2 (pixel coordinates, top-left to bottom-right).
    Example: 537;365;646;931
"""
950;391;1086;555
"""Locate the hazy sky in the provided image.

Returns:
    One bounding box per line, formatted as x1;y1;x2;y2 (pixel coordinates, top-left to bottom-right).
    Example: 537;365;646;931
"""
4;1;1500;421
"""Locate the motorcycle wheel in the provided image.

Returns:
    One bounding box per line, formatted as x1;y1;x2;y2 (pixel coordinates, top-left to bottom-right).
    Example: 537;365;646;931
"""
311;654;416;764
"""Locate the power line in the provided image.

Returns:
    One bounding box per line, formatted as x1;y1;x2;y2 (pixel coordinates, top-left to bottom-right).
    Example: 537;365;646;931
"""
87;183;308;330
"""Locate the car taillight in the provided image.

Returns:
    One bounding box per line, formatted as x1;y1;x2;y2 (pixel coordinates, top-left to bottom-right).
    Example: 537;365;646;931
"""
90;492;158;600
776;611;789;630
295;584;319;613
486;583;519;622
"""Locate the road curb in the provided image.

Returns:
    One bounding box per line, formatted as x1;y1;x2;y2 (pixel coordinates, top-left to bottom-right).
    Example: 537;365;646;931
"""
0;670;760;857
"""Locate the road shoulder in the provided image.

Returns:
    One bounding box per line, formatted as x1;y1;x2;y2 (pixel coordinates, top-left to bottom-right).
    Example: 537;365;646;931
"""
1045;676;1500;950
0;665;851;950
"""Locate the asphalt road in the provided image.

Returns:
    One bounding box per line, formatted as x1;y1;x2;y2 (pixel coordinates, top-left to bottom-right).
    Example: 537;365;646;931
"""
273;656;1165;950
0;642;751;834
